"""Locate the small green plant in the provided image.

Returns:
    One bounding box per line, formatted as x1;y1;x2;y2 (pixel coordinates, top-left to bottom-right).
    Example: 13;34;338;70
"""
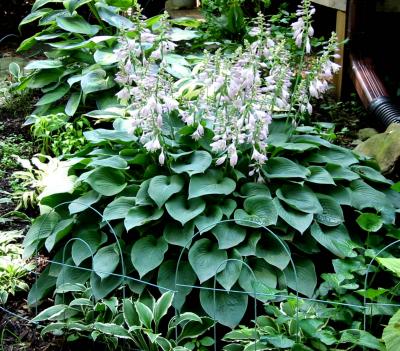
34;290;214;351
0;134;34;173
0;229;34;304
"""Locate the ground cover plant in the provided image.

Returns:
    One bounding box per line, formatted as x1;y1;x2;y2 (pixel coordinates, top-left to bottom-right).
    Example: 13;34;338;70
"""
1;0;400;350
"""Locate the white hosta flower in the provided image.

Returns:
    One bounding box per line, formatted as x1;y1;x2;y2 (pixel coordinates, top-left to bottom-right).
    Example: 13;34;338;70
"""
144;138;161;152
163;96;179;112
210;139;227;153
216;155;227;166
191;124;204;141
159;149;165;165
228;144;238;167
251;148;268;164
116;87;130;101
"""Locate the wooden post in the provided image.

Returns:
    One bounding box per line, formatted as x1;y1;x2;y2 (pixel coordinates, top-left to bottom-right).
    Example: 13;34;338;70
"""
334;10;346;99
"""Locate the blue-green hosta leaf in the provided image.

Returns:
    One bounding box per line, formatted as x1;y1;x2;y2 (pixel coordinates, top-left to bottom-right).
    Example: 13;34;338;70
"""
165;195;206;225
63;0;93;13
94;49;119;65
168;28;200;41
135;179;153;206
273;198;313;234
283;257;317;298
65;92;82;116
351;165;392;185
45;217;75;251
56;15;100;35
69;190;101;215
148;175;185;208
188;238;227;283
263;157;310;179
217;250;242;291
164;221;195;247
306;145;359;166
240;183;271;198
306;166;335;185
154;291;174;325
124;206;164;231
131;237;168;277
234;196;278;228
91;271;123;300
276;184;322;214
236;232;261;256
200;286;248;328
72;229;107;266
84;167;127;196
93;243;120;279
103;196;136;221
310;223;358;258
189;170;236;199
383;310;400;351
350;179;391;211
56;258;91;291
81;69;115;95
84;129;134;143
27;266;56;306
194;206;223;233
256;237;291;270
356;213;383;232
220;199;237;218
96;3;134;29
32;0;63;11
211;222;246;249
326;164;360;181
90;155;128;169
157;260;196;310
238;258;277;300
35;84;69;106
170;151;212;176
330;185;352;206
315;194;344;227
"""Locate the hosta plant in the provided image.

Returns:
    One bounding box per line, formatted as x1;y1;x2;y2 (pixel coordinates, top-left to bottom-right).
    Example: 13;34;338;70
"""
33;290;213;351
22;0;399;332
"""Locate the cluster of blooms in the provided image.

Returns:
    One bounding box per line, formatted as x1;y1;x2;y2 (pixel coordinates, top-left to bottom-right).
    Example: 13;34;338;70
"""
291;0;315;53
114;2;339;177
114;15;178;164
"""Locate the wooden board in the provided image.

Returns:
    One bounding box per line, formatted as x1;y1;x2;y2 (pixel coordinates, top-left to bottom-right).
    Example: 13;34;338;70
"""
310;0;346;12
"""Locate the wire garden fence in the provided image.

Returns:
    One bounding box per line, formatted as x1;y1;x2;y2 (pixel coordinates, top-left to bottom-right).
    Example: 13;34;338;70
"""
1;201;400;350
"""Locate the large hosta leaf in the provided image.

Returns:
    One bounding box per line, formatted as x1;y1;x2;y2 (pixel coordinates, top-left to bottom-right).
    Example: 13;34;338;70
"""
350;180;391;211
103;196;136;221
148;175;184;207
306;166;335;185
84;167;126;196
273;198;313;234
306;146;358;167
256;237;291;270
165;195;205;225
124;206;164;231
81;69;115;95
326;164;360;181
283;257;317;298
315;194;344;227
90;156;128;170
194;205;223;233
96;3;134;29
310;223;358;258
164;221;195;247
56;15;100;35
170;151;212;176
69;190;101;215
131;237;168;277
263;157;310;179
91;271;122;300
72;229;107;266
211;222;246;249
238;258;277;299
276;184;322;214
188;170;236;199
217;250;242;291
93;243;120;279
234;196;278;228
35;84;69;106
188;239;227;283
200;286;248;328
157;260;197;310
240;183;271;198
351;165;392;185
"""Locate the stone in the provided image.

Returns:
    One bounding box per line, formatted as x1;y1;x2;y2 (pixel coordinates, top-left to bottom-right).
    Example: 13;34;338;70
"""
354;123;400;174
357;128;378;141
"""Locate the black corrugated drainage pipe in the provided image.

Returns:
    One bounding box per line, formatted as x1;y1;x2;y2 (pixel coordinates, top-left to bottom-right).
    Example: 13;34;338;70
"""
347;0;400;127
